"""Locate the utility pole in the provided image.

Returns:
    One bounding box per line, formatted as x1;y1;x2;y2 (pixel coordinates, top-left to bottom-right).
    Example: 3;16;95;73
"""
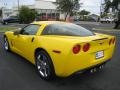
100;0;103;18
18;0;20;18
18;0;20;11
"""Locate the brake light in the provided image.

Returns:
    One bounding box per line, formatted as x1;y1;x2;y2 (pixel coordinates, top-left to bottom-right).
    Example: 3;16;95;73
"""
83;43;90;52
73;45;81;54
109;39;112;45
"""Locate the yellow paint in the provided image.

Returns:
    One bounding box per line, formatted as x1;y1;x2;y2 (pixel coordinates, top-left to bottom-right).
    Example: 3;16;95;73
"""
5;21;116;77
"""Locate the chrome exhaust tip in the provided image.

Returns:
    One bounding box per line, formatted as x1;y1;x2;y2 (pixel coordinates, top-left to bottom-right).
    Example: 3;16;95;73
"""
90;69;94;73
99;66;102;69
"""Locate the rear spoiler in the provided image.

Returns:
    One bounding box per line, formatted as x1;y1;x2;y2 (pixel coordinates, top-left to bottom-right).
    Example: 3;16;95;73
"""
92;38;108;41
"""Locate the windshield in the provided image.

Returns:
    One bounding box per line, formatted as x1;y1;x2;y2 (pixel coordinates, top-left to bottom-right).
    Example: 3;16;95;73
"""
42;23;94;36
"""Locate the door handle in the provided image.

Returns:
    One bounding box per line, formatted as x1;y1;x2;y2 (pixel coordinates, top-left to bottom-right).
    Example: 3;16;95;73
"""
31;37;34;42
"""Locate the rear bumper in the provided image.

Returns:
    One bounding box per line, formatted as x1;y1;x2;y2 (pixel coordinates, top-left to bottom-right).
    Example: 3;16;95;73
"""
75;59;110;74
56;46;115;77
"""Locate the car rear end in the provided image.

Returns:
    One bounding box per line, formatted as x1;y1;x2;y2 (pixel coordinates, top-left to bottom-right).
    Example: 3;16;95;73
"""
62;34;116;77
38;22;116;77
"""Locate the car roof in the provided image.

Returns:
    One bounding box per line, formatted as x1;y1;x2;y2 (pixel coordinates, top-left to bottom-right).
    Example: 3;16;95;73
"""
32;21;69;25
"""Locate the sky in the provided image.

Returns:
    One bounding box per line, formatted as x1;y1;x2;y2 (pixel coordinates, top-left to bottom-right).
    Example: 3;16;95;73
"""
0;0;102;15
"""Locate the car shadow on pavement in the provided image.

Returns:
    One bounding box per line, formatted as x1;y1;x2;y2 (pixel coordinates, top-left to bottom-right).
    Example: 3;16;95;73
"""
48;70;107;90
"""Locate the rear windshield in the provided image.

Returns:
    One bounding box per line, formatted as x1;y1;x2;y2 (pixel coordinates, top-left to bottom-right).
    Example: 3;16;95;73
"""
42;23;94;36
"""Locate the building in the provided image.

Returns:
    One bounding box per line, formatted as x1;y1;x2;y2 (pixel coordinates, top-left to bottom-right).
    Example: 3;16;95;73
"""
12;5;35;16
12;0;65;20
0;7;13;19
88;14;99;22
34;0;60;20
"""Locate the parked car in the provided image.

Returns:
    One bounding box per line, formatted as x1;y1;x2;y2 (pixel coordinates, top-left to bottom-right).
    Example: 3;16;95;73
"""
100;18;114;23
4;21;116;80
2;16;19;25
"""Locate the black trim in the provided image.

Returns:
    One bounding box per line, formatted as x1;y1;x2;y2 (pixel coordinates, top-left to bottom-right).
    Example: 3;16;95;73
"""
92;38;108;41
31;37;35;42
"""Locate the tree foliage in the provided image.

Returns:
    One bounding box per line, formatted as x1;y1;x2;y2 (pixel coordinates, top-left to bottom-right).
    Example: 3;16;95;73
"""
78;9;90;15
19;6;36;24
104;0;120;29
55;0;80;20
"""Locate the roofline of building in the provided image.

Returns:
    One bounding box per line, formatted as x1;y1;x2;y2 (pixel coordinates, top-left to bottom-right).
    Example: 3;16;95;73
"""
35;0;56;3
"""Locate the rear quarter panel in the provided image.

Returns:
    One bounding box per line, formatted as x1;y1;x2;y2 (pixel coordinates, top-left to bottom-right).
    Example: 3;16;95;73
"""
33;36;77;75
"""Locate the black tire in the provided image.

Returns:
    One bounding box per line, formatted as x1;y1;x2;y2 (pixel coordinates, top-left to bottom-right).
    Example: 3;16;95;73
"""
4;37;10;51
5;21;8;25
35;50;55;80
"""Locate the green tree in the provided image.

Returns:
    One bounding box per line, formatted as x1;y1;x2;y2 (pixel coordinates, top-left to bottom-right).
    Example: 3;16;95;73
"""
19;6;36;24
55;0;80;20
79;9;90;15
104;0;120;29
101;12;107;18
78;9;90;20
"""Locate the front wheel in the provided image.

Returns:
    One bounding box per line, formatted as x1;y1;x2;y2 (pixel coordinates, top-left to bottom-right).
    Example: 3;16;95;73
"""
35;50;55;80
2;21;8;25
4;37;10;51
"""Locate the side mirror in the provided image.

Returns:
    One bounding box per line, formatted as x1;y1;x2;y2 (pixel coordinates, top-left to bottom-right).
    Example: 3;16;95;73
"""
14;30;20;35
14;28;21;35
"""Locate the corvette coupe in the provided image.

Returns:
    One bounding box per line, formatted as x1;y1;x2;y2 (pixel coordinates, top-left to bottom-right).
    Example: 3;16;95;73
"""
4;21;116;80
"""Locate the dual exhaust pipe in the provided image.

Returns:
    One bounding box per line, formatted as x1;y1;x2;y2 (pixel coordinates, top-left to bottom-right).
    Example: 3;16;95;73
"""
90;64;105;73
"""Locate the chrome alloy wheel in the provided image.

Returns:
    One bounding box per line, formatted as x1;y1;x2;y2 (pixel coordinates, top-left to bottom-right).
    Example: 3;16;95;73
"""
36;54;50;78
4;38;9;50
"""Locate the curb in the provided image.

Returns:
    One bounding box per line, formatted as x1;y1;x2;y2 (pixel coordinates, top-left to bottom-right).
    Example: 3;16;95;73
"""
92;28;120;32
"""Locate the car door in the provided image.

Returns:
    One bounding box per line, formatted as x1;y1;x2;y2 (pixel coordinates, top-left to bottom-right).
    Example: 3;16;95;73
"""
12;24;40;59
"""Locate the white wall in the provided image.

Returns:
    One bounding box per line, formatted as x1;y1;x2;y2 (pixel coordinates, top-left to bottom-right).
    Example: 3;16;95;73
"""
35;0;56;9
1;7;13;19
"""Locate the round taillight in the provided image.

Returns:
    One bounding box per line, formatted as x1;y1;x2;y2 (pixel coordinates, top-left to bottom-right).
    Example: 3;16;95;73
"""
112;38;116;44
73;45;81;54
83;43;90;52
109;39;112;45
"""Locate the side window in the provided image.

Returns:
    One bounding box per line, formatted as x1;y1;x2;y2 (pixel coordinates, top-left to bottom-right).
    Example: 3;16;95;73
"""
21;25;40;35
42;25;66;35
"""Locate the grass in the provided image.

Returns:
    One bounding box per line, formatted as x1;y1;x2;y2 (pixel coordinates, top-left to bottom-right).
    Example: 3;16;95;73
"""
93;27;120;31
0;27;18;32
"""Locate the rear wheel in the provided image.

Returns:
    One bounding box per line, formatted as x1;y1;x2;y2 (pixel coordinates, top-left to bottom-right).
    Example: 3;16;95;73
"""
35;50;55;80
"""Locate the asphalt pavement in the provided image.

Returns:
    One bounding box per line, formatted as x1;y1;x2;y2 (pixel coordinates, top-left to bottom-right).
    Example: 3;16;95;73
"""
0;22;120;90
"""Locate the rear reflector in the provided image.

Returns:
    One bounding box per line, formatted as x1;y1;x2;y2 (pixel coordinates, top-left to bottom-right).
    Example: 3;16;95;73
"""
83;43;90;52
73;45;81;54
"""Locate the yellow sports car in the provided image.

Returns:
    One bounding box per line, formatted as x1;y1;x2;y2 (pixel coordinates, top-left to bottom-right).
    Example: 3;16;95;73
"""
4;21;116;80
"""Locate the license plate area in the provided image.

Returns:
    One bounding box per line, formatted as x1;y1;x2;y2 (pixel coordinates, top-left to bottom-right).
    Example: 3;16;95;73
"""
96;51;104;59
